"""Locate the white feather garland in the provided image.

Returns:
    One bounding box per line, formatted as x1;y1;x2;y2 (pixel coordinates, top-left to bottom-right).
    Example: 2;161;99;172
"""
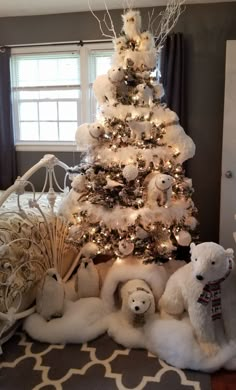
79;198;192;232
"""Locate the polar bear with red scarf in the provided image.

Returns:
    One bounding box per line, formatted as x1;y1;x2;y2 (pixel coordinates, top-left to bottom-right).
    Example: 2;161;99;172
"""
159;242;236;362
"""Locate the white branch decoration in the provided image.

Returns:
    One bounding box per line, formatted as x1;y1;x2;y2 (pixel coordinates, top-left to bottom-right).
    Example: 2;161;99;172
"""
123;0;135;12
88;0;117;39
148;0;185;50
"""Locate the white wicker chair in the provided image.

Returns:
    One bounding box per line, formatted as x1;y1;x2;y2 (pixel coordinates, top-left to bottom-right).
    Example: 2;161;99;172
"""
0;154;78;352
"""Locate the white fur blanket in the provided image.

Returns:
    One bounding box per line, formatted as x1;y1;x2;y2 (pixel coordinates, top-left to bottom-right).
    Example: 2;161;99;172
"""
24;298;108;344
23;258;236;372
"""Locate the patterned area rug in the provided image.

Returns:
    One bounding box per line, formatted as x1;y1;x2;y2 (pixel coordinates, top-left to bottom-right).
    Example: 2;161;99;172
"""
0;331;211;390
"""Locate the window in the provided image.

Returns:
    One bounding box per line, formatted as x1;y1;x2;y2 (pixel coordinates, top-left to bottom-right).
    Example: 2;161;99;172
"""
11;43;113;149
89;49;113;121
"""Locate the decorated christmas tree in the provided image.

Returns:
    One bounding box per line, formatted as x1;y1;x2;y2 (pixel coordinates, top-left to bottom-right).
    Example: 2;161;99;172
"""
59;3;197;266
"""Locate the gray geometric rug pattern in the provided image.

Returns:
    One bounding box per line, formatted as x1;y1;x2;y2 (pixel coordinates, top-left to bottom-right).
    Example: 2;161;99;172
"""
0;331;211;390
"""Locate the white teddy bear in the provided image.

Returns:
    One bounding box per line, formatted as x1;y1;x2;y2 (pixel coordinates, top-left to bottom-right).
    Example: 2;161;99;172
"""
75;122;104;151
107;279;155;348
159;242;236;358
146;172;174;207
93;66;124;106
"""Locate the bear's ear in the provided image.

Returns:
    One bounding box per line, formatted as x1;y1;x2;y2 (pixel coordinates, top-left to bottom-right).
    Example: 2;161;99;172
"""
190;242;196;253
225;248;234;257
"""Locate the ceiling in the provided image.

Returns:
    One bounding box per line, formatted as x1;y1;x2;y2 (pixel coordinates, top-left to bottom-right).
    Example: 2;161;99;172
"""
0;0;235;18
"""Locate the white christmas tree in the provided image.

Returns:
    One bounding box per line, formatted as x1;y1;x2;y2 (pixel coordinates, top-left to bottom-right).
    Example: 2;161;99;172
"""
59;4;197;267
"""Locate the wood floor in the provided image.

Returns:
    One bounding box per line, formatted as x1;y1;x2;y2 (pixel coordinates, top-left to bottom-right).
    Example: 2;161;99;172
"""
211;370;236;390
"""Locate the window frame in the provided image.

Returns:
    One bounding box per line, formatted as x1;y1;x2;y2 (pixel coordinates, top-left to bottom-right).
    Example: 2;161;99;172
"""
11;42;113;151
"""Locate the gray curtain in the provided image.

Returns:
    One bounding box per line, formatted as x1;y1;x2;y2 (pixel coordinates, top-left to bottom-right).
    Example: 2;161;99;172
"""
0;47;16;190
160;33;185;128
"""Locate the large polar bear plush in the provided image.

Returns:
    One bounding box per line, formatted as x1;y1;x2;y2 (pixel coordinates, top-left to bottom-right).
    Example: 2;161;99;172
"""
159;242;236;358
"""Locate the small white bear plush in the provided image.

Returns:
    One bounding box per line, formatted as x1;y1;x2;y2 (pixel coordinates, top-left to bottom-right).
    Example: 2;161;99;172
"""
106;278;155;349
135;84;153;105
75;122;104;151
75;257;100;299
93;66;124;106
127;289;155;327
159;242;236;358
128;120;152;141
108;66;125;83
146;173;174;207
120;279;155;323
36;268;65;321
122;10;141;41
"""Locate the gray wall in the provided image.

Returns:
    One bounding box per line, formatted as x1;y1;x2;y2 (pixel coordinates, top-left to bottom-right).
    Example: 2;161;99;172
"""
1;3;236;242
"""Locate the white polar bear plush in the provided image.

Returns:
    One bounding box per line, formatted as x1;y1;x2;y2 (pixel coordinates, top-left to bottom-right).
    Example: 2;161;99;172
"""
107;279;155;348
93;66;124;106
146;173;174;207
75;122;104;151
135;84;153;105
125;288;155;327
159;242;236;358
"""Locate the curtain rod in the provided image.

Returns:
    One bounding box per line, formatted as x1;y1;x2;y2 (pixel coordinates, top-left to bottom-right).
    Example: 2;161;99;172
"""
3;39;112;49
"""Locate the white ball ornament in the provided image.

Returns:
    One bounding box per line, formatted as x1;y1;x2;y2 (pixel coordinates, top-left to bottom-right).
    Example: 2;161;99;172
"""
184;216;198;230
122;164;139;182
175;230;192;246
118;239;135;257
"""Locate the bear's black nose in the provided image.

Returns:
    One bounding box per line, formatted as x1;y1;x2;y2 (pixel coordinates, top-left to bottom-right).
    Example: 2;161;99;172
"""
196;275;204;281
135;306;140;311
162;180;165;184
